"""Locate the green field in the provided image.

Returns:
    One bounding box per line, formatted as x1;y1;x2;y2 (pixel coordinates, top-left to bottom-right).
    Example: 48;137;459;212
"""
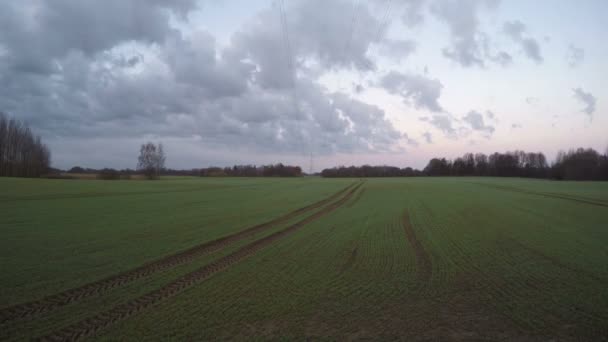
1;176;607;340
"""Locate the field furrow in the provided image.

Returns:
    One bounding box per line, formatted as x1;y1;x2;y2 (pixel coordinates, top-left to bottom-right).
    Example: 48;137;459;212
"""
470;182;608;207
37;183;362;341
3;177;608;340
346;184;366;208
402;210;432;284
0;182;356;324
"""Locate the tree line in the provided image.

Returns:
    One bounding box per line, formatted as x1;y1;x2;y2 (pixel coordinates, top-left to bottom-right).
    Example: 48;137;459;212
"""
200;164;302;177
424;151;549;178
321;165;423;178
134;145;302;178
4;117;604;182
321;147;608;181
64;163;303;179
0;112;51;177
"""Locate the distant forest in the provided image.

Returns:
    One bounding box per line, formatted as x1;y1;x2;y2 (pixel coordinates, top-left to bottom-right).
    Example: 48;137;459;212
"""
199;164;302;177
66;164;303;178
2;112;607;181
321;149;608;181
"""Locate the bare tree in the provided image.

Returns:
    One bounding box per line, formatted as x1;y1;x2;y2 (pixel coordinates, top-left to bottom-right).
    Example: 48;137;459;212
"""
0;112;50;178
137;142;165;179
0;113;6;175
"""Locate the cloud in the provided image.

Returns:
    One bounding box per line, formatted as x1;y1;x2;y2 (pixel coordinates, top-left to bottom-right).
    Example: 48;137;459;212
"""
525;97;539;105
462;110;495;135
485;109;499;124
163;31;252;98
401;0;427;28
379;71;443;112
378;39;417;62
422;114;457;136
490;51;513;66
572;87;597;118
420;109;497;140
430;0;499;68
0;0;406;169
225;0;388;90
353;83;365;94
566;44;584;67
402;132;419;147
0;0;197;75
422;131;433;143
503;20;543;63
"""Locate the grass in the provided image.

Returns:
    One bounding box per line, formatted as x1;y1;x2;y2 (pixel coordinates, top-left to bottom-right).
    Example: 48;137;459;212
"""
0;177;351;306
1;176;607;340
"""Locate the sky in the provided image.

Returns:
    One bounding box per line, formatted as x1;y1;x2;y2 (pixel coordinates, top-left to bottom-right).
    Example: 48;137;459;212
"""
0;0;606;171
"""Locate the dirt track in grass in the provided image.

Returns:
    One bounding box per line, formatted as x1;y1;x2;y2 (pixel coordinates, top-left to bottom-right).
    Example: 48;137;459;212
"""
0;182;357;325
402;210;432;283
469;182;608;207
38;183;362;341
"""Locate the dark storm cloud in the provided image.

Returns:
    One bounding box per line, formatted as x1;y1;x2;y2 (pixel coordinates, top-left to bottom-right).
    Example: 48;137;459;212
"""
0;0;407;165
503;20;543;63
0;0;197;74
379;71;443;112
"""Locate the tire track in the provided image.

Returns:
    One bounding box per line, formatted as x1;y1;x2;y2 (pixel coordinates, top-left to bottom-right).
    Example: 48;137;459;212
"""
414;202;607;336
0;183;357;324
340;248;358;273
346;185;366;208
402;210;432;283
39;183;362;341
0;185;230;202
469;182;608;208
500;238;605;283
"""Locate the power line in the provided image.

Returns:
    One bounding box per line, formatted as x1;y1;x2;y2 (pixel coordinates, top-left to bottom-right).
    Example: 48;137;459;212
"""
375;0;395;46
278;0;312;172
341;0;401;166
278;0;295;90
348;0;399;97
338;0;362;90
325;0;362;171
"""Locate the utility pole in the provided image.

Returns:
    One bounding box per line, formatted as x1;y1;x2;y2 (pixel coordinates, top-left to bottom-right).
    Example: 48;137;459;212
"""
309;151;313;176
